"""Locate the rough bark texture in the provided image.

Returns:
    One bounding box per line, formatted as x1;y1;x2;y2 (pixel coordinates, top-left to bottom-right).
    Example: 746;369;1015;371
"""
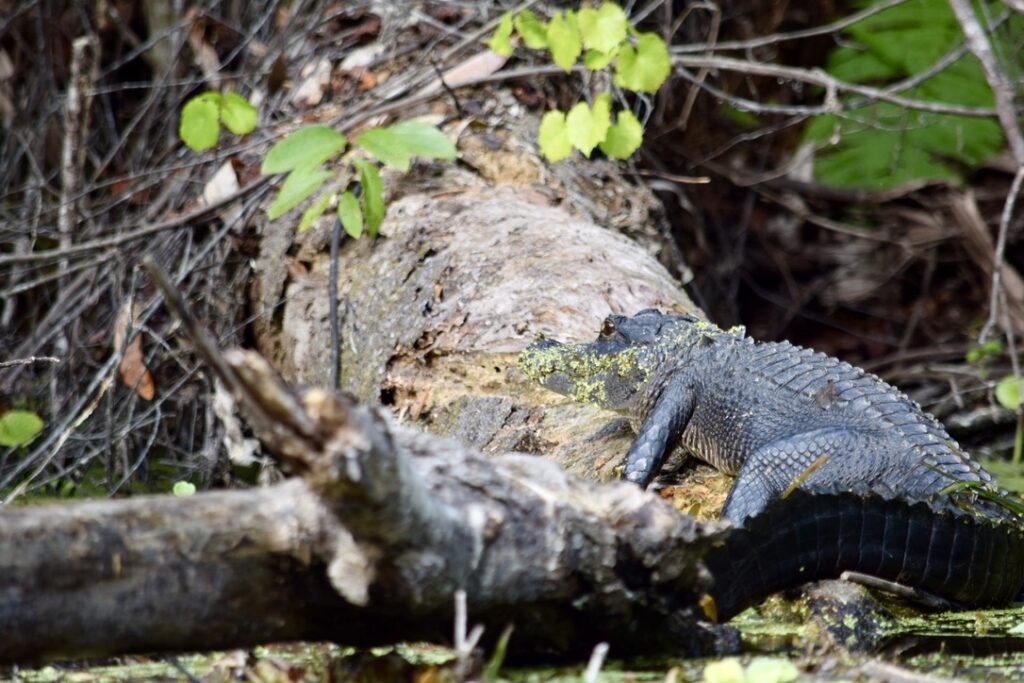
0;127;725;665
0;366;730;664
251;137;698;483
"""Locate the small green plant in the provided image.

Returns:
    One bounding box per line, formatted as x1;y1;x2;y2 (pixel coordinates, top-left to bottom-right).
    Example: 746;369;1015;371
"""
993;374;1024;464
179;90;257;151
0;409;43;447
260;120;455;236
172;481;197;497
179;90;456;236
804;0;1019;190
487;2;670;162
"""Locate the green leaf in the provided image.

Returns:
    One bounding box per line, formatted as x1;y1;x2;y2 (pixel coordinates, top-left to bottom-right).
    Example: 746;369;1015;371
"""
744;658;798;683
352;158;385;237
566;93;611;158
219;91;257;135
805;0;1007;190
702;658;745;683
614;32;671;93
996;375;1024;410
583;49;615;70
599;109;643;159
538;110;572;162
513;10;548;49
267;165;332;219
262;126;347;174
547;10;582;72
298;191;334;233
172;481;196;497
179;92;221;151
578;2;627;54
0;410;43;447
485;11;514;56
966;339;1004;363
337;190;364;238
356;121;455;171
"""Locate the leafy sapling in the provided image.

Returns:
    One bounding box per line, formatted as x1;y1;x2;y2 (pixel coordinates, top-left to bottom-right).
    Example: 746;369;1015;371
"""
179;90;257;151
487;2;670;162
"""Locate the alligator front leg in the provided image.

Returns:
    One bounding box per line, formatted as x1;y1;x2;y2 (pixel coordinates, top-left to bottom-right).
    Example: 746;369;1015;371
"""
623;379;696;488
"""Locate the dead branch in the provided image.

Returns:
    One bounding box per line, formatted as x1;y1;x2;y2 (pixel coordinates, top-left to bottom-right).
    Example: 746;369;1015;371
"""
0;349;727;665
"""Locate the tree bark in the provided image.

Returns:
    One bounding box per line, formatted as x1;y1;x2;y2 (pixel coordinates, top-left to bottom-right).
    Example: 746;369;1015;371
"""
0;352;729;664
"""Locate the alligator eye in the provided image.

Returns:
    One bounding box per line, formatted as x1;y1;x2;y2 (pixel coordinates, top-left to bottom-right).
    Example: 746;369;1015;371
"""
600;318;617;337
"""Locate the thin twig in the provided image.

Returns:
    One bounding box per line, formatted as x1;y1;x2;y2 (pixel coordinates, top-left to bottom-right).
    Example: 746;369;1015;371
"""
671;0;908;53
0;356;61;368
979;167;1024;342
671;54;997;118
948;0;1024;165
582;643;610;683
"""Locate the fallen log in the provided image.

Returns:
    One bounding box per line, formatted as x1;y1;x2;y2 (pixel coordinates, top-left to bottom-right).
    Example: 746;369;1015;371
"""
0;346;729;664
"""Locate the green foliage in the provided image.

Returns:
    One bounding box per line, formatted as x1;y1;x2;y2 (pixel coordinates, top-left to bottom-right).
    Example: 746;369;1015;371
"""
0;410;43;447
703;657;798;683
260;120;452;234
487;2;670;162
566;93;611;158
337;191;364;238
267;165;332;220
614;32;671;93
352;158;385;238
172;481;197;497
538;110;572;162
178;90;257;151
485;11;515;55
805;0;1012;189
547;11;582;72
966;339;1004;364
356;121;456;172
995;375;1023;411
600;109;644;159
262;126;347;174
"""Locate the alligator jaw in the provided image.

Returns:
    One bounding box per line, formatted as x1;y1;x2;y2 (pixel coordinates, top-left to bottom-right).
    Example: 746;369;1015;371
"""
518;338;645;412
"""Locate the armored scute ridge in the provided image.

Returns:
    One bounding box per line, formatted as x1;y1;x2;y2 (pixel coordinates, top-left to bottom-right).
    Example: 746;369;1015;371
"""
520;309;1024;617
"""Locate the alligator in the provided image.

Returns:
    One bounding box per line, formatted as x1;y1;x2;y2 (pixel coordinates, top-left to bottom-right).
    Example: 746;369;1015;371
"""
519;309;1024;619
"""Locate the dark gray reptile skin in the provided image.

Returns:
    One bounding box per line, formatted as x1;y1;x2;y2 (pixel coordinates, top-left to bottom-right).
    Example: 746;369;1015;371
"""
520;309;999;526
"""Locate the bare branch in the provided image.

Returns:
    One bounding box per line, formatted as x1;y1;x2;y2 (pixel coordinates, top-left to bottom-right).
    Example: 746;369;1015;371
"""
671;54;998;118
948;0;1024;165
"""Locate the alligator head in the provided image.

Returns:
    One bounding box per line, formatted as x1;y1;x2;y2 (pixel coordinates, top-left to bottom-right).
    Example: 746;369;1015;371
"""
518;308;708;411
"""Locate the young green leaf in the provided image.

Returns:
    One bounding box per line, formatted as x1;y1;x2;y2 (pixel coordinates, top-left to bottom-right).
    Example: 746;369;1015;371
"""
599;109;643;159
514;10;548;49
356;121;455;171
388;121;456;160
219;91;257;135
538;110;572;162
566;93;611;158
583;49;615;70
179;92;222;151
996;375;1024;411
298;191;335;233
614;32;671;93
0;409;43;447
262;126;347;174
172;481;197;497
485;11;515;56
267;165;332;219
547;10;582;72
352;158;385;237
578;2;628;54
337;190;364;238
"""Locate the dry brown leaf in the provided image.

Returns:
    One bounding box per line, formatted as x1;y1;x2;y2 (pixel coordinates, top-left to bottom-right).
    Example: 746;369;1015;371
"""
113;302;155;400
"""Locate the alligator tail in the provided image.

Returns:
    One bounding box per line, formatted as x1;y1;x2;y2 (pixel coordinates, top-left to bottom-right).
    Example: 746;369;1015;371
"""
704;489;1024;621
